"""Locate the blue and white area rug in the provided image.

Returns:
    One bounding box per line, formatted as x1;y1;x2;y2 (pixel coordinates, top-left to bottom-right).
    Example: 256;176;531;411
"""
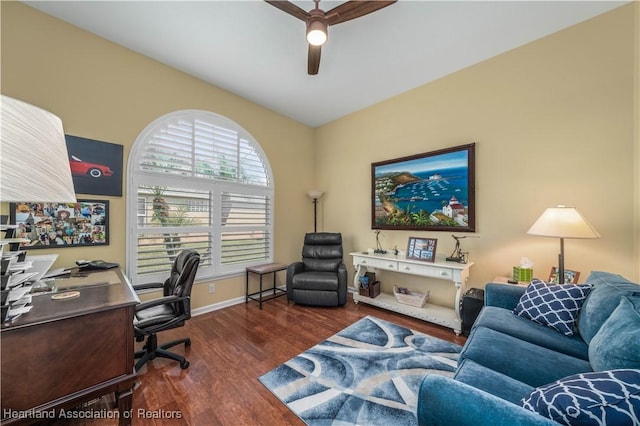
259;315;461;426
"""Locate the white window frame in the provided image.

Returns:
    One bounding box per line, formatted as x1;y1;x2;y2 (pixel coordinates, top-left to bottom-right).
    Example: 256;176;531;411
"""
126;110;274;285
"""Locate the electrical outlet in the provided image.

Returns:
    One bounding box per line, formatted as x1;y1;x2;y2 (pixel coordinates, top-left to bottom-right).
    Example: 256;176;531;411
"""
208;283;216;294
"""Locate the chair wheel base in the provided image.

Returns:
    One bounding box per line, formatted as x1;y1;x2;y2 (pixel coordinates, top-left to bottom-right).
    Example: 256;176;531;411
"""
134;334;191;371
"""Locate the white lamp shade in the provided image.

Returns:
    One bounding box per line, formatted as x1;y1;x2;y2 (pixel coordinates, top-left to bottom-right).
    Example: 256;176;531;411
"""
307;189;324;200
527;206;600;239
0;95;76;202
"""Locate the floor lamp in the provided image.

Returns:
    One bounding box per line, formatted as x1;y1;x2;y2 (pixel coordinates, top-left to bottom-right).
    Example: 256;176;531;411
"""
527;205;599;284
307;190;324;233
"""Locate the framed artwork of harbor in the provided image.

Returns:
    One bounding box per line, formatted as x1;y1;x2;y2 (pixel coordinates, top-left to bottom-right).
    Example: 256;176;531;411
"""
371;143;476;232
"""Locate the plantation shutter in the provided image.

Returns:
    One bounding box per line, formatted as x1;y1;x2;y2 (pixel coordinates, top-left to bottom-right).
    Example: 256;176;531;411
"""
127;111;274;285
220;192;271;266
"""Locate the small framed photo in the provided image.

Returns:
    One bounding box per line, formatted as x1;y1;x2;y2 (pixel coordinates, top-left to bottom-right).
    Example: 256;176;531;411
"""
406;237;437;262
548;267;580;284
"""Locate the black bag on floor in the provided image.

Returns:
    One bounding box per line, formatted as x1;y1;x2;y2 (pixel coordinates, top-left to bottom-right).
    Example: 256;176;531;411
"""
460;288;485;336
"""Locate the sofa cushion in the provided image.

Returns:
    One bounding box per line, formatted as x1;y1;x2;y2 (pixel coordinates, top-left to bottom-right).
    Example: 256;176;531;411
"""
578;271;640;343
589;297;640;371
485;282;527;310
454;358;534;404
513;279;592;336
460;326;592;387
418;374;558;426
521;369;640;426
474;306;588;360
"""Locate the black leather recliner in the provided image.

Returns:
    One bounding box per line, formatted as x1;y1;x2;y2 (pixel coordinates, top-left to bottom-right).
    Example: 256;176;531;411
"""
287;232;347;306
132;249;200;371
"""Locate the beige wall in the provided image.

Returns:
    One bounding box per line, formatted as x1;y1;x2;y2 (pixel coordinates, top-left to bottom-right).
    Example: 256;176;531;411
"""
634;1;640;281
1;2;315;308
315;4;639;307
2;3;638;310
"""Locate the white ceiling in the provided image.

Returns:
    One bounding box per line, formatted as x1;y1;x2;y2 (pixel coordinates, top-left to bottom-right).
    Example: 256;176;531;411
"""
24;1;627;128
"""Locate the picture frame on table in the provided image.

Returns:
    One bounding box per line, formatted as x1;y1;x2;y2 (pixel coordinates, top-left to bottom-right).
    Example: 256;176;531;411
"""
548;267;581;284
371;143;475;232
406;237;438;263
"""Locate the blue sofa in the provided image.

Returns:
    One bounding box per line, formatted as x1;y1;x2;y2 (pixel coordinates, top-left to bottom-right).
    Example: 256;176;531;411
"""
417;271;640;425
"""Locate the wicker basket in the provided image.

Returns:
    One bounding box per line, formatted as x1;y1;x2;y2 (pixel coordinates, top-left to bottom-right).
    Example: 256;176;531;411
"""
393;285;429;308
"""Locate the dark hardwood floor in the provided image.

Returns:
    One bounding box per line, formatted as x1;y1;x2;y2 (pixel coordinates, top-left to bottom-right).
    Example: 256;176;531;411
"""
42;296;466;425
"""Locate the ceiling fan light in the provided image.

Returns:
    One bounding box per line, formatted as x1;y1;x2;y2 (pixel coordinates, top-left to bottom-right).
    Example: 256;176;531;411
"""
306;19;327;46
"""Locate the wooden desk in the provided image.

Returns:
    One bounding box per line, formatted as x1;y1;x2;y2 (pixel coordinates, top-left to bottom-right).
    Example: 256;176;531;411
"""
1;269;139;425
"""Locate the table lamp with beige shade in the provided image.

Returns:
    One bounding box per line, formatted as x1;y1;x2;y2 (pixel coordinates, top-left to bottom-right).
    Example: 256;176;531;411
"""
527;205;600;284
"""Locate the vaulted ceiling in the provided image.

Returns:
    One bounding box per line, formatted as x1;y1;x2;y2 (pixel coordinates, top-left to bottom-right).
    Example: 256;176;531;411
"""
24;1;627;127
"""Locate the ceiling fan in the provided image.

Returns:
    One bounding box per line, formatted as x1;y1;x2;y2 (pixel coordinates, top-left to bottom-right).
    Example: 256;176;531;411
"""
265;0;397;75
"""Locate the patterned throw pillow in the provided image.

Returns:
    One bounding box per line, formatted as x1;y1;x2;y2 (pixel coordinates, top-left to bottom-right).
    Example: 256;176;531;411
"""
513;279;592;336
521;369;640;426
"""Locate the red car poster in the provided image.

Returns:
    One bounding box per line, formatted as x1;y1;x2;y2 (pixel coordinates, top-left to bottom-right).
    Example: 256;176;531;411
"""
65;135;123;196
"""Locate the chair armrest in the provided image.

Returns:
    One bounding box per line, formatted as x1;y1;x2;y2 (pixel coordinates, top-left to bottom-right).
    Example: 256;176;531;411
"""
417;375;556;426
134;294;190;334
132;281;164;292
286;262;304;299
337;262;348;305
134;294;180;312
485;283;527;310
338;262;347;279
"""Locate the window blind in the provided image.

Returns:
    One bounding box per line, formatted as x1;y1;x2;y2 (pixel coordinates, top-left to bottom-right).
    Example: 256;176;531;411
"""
127;111;273;285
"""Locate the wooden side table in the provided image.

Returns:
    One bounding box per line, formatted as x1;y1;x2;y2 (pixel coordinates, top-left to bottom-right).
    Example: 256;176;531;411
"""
245;263;288;309
493;276;529;287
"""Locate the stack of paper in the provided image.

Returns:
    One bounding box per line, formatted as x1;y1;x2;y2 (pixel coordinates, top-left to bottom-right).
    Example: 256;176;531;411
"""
7;286;33;303
7;272;38;288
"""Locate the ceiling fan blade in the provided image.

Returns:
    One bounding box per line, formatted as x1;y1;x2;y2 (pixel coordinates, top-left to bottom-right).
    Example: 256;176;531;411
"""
326;1;397;26
308;45;321;75
264;0;310;22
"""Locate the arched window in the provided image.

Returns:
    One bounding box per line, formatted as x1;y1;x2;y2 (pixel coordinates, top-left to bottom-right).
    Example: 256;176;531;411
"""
126;110;274;285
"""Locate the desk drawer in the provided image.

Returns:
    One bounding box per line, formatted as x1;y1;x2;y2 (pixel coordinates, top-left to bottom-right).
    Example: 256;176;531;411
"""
353;256;398;272
399;263;453;279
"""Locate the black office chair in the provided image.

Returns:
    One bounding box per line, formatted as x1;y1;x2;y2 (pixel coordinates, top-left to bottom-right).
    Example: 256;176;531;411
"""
287;232;347;307
133;249;200;371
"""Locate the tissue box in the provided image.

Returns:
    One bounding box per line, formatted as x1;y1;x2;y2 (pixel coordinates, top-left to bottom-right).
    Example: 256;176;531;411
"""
513;267;533;282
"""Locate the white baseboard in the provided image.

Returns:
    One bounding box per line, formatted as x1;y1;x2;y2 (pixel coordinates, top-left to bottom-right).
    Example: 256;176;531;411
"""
191;285;287;316
191;296;245;316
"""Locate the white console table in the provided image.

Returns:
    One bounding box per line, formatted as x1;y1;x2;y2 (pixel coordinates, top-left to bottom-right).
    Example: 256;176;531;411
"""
350;251;474;335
